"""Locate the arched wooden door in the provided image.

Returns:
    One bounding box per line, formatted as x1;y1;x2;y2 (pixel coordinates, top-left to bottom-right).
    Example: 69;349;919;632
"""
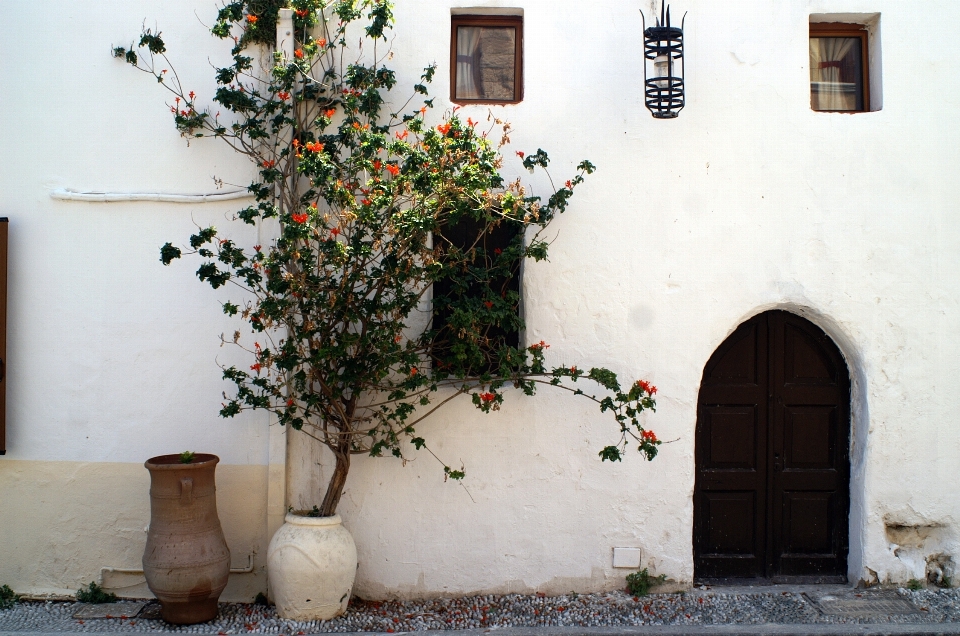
694;311;850;582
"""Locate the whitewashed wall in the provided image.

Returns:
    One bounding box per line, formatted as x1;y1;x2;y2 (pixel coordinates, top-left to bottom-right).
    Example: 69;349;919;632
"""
1;0;958;600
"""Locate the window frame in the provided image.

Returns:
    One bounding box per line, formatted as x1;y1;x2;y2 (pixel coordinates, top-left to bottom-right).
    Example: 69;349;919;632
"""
809;22;870;113
450;14;524;105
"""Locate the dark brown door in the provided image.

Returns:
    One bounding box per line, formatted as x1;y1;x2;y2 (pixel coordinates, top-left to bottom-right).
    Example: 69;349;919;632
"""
694;310;849;582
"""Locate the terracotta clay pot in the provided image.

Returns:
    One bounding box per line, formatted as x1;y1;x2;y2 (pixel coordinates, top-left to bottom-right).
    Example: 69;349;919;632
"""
267;513;357;620
143;454;230;624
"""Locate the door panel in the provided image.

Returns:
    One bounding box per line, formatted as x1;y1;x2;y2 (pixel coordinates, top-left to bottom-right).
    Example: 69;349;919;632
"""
695;310;850;581
694;317;769;578
702;406;759;469
783;406;836;468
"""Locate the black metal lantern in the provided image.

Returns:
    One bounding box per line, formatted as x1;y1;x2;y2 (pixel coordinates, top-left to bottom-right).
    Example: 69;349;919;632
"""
641;4;686;118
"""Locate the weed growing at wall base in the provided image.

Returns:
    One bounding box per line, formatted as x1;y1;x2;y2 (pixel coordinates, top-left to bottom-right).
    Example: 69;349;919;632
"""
76;582;117;604
626;569;667;596
0;585;18;609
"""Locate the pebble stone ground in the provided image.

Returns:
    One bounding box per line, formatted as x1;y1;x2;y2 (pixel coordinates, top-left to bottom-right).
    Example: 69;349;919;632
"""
1;587;959;634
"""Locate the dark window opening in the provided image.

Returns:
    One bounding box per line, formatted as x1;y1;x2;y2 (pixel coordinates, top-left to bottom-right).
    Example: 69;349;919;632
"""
432;215;521;377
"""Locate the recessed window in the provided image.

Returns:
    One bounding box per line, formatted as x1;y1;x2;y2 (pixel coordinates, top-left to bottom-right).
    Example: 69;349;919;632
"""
810;22;870;112
450;15;523;104
432;216;521;376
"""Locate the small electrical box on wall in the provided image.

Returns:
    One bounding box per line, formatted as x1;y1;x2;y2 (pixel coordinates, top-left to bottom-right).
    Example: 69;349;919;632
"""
612;547;642;568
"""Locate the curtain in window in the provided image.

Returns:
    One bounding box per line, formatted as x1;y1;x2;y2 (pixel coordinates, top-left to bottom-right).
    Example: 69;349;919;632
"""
456;26;483;100
810;37;860;111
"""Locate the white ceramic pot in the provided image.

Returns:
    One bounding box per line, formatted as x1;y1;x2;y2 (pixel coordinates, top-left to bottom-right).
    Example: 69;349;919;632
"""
267;513;357;620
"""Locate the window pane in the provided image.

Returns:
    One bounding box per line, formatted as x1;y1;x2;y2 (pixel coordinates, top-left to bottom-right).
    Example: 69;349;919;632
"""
810;37;864;111
456;26;516;101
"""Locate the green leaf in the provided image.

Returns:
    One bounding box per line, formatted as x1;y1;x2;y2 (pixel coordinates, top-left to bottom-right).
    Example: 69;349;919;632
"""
160;243;181;265
599;446;623;462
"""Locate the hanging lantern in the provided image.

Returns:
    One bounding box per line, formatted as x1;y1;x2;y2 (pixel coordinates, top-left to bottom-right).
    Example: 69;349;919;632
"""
641;4;686;119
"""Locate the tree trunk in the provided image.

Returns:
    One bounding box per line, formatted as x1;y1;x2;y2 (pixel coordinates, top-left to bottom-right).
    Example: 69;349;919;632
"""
319;451;350;517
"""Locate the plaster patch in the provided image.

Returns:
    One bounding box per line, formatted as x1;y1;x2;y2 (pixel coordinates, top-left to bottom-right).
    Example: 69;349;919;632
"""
883;518;958;583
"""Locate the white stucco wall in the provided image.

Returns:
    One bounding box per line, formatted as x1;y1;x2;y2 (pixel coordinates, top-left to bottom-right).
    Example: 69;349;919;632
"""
1;0;959;599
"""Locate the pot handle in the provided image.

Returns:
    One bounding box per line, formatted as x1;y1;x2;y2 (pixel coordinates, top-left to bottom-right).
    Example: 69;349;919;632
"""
180;477;193;503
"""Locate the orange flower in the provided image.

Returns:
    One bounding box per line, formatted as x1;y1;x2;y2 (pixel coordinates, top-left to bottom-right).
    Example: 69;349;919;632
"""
385;164;400;176
516;151;524;159
315;38;327;47
250;363;262;373
409;367;418;376
636;379;658;395
483;301;493;309
294;49;304;59
277;91;290;100
294;8;308;17
246;14;258;23
565;180;572;188
467;117;476;127
395;129;408;140
291;213;308;224
436;123;451;135
324;108;336;118
329;227;340;237
529;340;549;351
352;122;362;130
570;366;578;374
304;141;324;153
188;91;195;100
480;392;495;403
372;160;382;170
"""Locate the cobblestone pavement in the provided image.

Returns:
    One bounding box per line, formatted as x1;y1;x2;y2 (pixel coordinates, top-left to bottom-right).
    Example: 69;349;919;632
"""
1;586;958;635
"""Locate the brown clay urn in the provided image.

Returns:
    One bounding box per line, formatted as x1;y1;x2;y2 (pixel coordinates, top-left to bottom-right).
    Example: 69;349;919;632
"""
143;453;230;624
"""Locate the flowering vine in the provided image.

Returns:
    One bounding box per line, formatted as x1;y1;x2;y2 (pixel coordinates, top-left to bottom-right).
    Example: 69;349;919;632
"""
115;0;659;516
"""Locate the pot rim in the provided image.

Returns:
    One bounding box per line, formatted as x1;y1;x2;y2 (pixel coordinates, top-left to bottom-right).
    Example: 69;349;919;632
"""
145;453;220;470
284;512;343;527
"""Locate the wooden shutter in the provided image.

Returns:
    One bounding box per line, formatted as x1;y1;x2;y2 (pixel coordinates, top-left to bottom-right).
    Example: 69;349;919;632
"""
0;218;7;455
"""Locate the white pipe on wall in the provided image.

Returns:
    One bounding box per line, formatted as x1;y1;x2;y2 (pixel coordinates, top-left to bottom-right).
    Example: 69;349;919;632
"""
98;553;256;587
50;188;254;204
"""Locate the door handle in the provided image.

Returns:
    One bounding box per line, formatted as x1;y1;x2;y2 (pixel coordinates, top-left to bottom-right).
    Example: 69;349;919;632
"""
773;452;781;472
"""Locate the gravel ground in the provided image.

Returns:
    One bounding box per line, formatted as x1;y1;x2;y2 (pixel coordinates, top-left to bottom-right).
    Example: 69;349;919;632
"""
1;588;958;633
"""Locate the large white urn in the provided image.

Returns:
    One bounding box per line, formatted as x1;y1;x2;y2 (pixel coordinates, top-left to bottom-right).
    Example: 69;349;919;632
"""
267;513;358;620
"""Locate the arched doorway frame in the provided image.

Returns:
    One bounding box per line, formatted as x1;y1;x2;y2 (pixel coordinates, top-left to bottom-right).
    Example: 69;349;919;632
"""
693;303;869;584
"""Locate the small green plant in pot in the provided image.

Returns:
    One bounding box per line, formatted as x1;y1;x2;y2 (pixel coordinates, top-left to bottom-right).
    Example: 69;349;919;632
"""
115;0;662;619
